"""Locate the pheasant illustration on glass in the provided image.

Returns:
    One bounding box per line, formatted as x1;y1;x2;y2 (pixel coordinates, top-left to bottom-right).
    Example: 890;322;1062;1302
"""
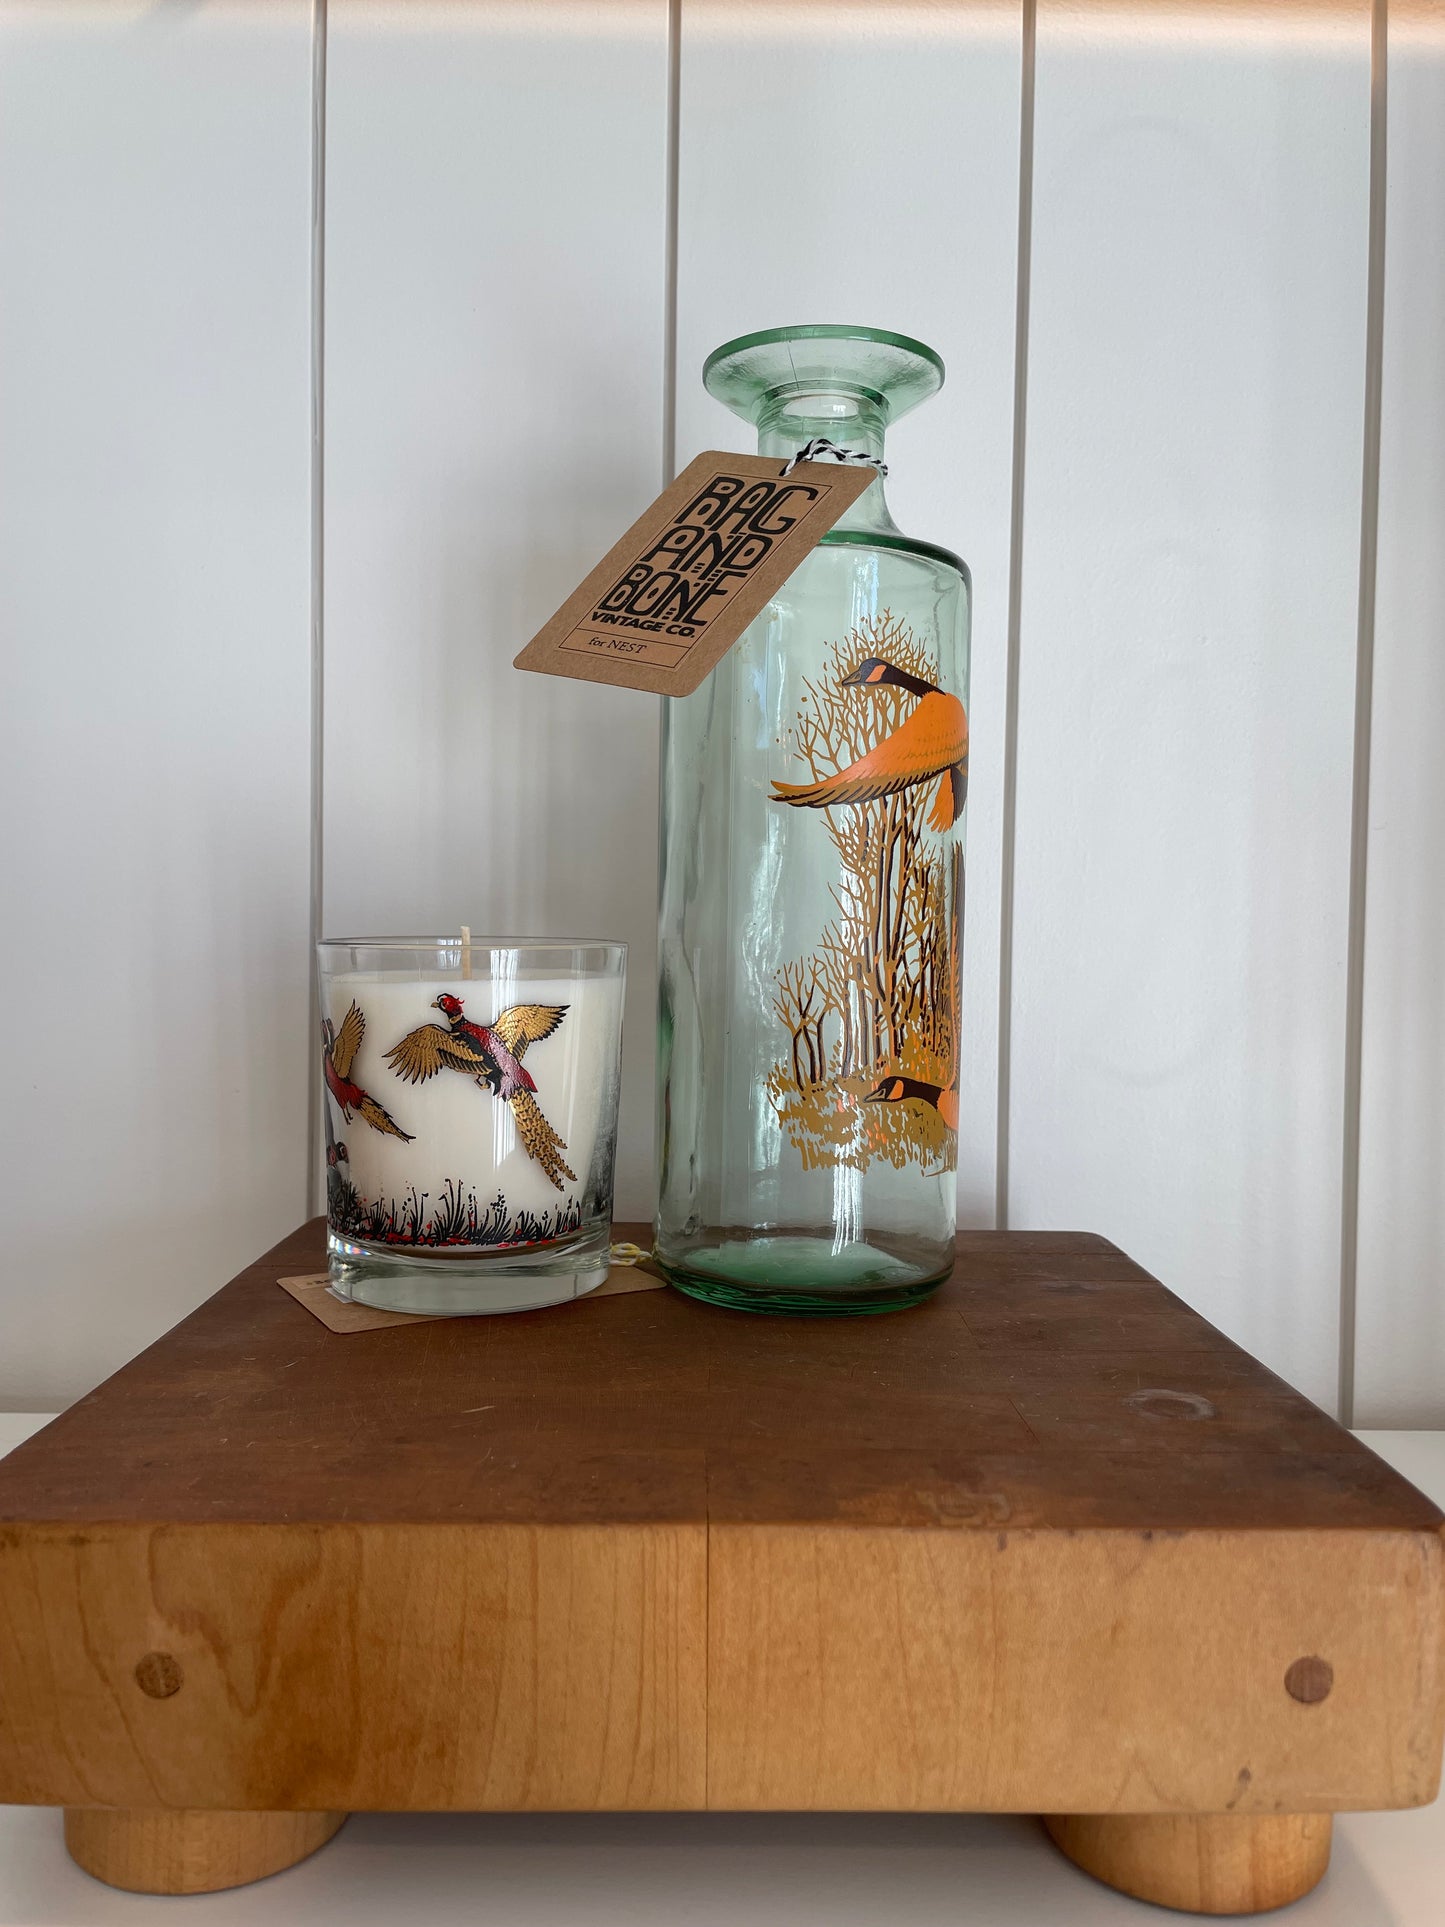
767;614;963;1176
385;994;577;1189
322;1002;413;1141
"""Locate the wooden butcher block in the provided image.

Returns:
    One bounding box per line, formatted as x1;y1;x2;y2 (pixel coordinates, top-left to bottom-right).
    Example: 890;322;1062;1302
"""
0;1219;1440;1914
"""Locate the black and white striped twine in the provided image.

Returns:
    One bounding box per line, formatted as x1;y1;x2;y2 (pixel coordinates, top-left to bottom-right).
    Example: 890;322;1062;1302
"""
780;436;888;478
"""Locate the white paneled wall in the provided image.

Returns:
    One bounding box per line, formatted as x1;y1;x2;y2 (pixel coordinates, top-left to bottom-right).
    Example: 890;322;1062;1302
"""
1009;2;1371;1411
323;0;668;1218
1;0;1442;1417
674;0;1022;1229
0;0;314;1406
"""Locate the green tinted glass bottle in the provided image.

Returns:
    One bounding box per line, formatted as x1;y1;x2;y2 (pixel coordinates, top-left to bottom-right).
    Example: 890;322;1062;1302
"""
655;326;970;1313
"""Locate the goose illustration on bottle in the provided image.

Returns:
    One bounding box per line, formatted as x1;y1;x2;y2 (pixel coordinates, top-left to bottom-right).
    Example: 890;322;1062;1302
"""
384;994;576;1189
770;656;968;832
861;1072;959;1133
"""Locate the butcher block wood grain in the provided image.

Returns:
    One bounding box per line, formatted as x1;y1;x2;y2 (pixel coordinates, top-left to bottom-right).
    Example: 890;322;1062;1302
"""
0;1220;1441;1908
705;1527;1440;1814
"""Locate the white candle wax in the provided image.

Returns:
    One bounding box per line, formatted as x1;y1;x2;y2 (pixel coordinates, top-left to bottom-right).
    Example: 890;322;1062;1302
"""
323;971;622;1250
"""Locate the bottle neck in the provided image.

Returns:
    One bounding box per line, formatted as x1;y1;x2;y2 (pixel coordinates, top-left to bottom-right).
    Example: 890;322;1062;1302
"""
756;393;898;535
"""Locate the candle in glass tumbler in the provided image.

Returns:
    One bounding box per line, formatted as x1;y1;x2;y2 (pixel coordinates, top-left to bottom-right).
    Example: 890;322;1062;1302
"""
318;939;626;1314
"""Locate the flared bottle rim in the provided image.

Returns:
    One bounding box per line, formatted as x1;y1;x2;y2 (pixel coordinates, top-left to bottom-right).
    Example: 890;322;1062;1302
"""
703;324;945;426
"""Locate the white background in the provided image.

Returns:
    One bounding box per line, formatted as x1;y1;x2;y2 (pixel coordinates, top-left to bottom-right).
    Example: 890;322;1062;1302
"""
0;0;1441;1423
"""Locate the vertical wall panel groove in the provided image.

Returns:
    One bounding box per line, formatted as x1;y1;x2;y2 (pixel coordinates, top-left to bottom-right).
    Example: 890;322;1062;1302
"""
662;0;683;491
1354;0;1445;1425
308;0;329;1217
1336;0;1390;1427
1011;0;1373;1409
996;0;1037;1230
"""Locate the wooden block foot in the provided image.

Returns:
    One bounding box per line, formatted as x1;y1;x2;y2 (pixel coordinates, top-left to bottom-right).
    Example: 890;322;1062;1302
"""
64;1807;348;1894
1043;1812;1332;1915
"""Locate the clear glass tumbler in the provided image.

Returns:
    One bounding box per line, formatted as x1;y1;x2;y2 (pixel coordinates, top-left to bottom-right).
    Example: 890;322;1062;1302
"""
318;936;626;1313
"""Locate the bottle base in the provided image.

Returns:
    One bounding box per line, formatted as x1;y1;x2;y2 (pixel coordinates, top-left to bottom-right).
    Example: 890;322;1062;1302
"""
668;1273;942;1316
657;1233;950;1316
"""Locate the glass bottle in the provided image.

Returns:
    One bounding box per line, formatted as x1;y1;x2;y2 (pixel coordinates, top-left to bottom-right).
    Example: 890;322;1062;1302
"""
655;325;970;1312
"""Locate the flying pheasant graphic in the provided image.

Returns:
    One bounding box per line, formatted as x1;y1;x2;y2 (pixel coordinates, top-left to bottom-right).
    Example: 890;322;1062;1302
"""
384;994;576;1189
322;1002;413;1140
771;656;968;832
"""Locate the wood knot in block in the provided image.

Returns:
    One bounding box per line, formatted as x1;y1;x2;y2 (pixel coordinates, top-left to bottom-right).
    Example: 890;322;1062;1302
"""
1285;1656;1333;1704
134;1651;183;1699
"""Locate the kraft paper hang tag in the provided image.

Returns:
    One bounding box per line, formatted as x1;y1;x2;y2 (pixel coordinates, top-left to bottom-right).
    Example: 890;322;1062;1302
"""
513;452;875;697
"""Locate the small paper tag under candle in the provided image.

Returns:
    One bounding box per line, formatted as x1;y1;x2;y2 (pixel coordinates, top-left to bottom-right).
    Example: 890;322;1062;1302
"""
514;452;874;697
278;1258;668;1333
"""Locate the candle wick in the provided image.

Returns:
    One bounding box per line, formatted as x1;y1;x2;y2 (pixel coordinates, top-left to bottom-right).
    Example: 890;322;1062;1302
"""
460;926;472;982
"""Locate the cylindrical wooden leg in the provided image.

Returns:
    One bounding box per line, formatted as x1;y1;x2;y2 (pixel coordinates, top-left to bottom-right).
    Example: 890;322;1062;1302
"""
1043;1812;1332;1916
64;1808;348;1894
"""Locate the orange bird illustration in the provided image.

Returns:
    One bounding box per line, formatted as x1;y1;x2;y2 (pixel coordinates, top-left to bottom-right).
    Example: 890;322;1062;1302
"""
322;1002;413;1140
385;994;576;1189
862;1072;959;1133
771;656;968;831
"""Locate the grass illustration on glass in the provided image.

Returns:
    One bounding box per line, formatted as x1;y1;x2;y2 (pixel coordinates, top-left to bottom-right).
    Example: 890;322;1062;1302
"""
767;611;960;1175
328;1173;585;1251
